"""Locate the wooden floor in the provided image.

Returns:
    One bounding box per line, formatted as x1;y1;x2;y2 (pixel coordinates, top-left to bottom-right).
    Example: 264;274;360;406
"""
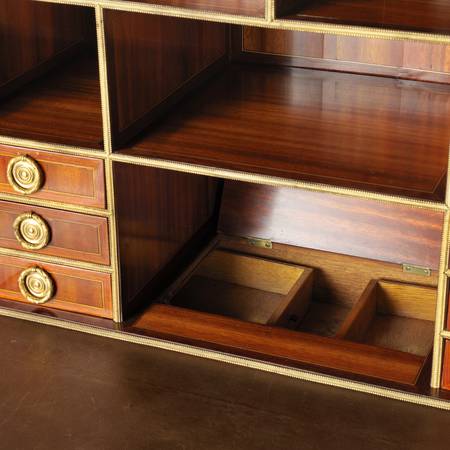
0;315;449;449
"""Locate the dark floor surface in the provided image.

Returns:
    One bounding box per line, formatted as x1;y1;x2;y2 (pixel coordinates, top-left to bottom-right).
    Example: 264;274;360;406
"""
0;315;449;450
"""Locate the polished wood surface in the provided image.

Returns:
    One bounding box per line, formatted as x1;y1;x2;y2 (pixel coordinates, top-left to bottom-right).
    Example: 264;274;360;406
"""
0;145;106;208
131;303;427;386
0;254;112;318
219;181;444;269
116;0;265;17
0;54;103;149
104;11;227;145
0;200;109;265
237;27;450;83
2;316;450;450
114;163;219;311
122;63;450;200
443;341;450;390
278;0;450;34
0;1;93;95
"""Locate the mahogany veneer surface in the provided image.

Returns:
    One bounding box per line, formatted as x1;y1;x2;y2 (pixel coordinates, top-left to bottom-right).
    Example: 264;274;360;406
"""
122;64;450;200
0;200;109;265
280;0;450;34
0;145;106;209
0;54;103;149
0;254;112;318
443;342;450;390
117;0;266;17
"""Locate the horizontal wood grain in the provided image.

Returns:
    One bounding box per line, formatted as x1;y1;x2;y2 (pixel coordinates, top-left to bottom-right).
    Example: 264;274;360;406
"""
0;54;103;149
219;181;444;269
0;145;106;208
278;0;450;34
121;63;450;201
0;201;109;265
0;254;112;318
131;303;427;386
114;0;266;17
104;10;227;145
237;27;450;83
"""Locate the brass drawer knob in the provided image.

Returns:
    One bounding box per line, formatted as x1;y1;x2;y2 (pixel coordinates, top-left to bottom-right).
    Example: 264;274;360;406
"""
7;155;44;195
13;212;51;250
18;267;55;304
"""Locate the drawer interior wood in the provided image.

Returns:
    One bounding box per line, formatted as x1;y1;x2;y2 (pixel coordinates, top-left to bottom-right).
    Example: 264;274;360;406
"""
169;249;313;327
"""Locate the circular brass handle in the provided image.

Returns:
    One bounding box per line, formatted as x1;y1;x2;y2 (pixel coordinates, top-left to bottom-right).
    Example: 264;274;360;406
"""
13;212;51;250
18;267;55;304
7;155;44;195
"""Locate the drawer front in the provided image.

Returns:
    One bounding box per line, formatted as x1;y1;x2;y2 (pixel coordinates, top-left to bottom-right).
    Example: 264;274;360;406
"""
0;255;112;318
0;145;105;208
0;201;110;265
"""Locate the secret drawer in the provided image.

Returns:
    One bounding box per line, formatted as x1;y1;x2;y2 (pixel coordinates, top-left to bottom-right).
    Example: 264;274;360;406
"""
0;145;105;208
0;255;112;318
0;200;110;265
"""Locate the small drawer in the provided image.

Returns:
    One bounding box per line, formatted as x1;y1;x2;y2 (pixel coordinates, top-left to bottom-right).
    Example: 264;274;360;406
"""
0;254;112;318
0;145;105;208
0;200;110;265
167;249;313;328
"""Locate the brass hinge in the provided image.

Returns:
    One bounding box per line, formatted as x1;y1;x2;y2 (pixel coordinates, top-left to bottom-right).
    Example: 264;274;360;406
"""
246;237;273;249
402;264;431;277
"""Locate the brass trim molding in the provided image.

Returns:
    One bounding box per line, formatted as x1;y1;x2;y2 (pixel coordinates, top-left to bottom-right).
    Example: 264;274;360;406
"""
110;153;447;212
0;305;449;410
33;0;450;46
442;330;450;339
13;212;51;250
18;267;55;304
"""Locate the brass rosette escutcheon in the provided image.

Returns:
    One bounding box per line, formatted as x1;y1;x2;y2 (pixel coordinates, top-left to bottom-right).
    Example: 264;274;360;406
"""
18;267;55;304
7;155;44;195
13;212;51;250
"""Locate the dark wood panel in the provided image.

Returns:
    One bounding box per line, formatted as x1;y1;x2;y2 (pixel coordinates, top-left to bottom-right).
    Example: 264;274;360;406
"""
114;163;220;313
443;341;450;391
0;145;106;208
0;201;109;265
219;182;444;269
235;27;450;83
104;10;228;145
113;0;265;17
0;54;103;149
122;63;450;201
278;0;450;34
0;254;112;318
131;304;427;386
0;1;93;93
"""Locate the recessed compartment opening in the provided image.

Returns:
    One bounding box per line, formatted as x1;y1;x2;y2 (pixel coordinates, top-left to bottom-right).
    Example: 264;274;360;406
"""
0;0;103;148
114;163;442;387
103;13;450;202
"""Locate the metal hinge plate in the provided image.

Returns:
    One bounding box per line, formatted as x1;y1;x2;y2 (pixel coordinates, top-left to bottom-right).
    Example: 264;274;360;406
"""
246;237;273;249
402;264;431;277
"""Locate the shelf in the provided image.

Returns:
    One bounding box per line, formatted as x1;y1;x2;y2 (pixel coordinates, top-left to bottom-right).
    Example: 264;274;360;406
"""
118;0;266;17
0;54;103;150
278;0;450;35
120;63;450;201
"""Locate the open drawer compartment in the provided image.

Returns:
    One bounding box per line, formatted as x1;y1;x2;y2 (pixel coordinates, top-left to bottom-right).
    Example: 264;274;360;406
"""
337;280;436;357
115;165;442;387
166;249;313;328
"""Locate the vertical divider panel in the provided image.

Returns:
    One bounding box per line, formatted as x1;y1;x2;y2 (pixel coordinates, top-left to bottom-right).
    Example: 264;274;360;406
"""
95;5;122;322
